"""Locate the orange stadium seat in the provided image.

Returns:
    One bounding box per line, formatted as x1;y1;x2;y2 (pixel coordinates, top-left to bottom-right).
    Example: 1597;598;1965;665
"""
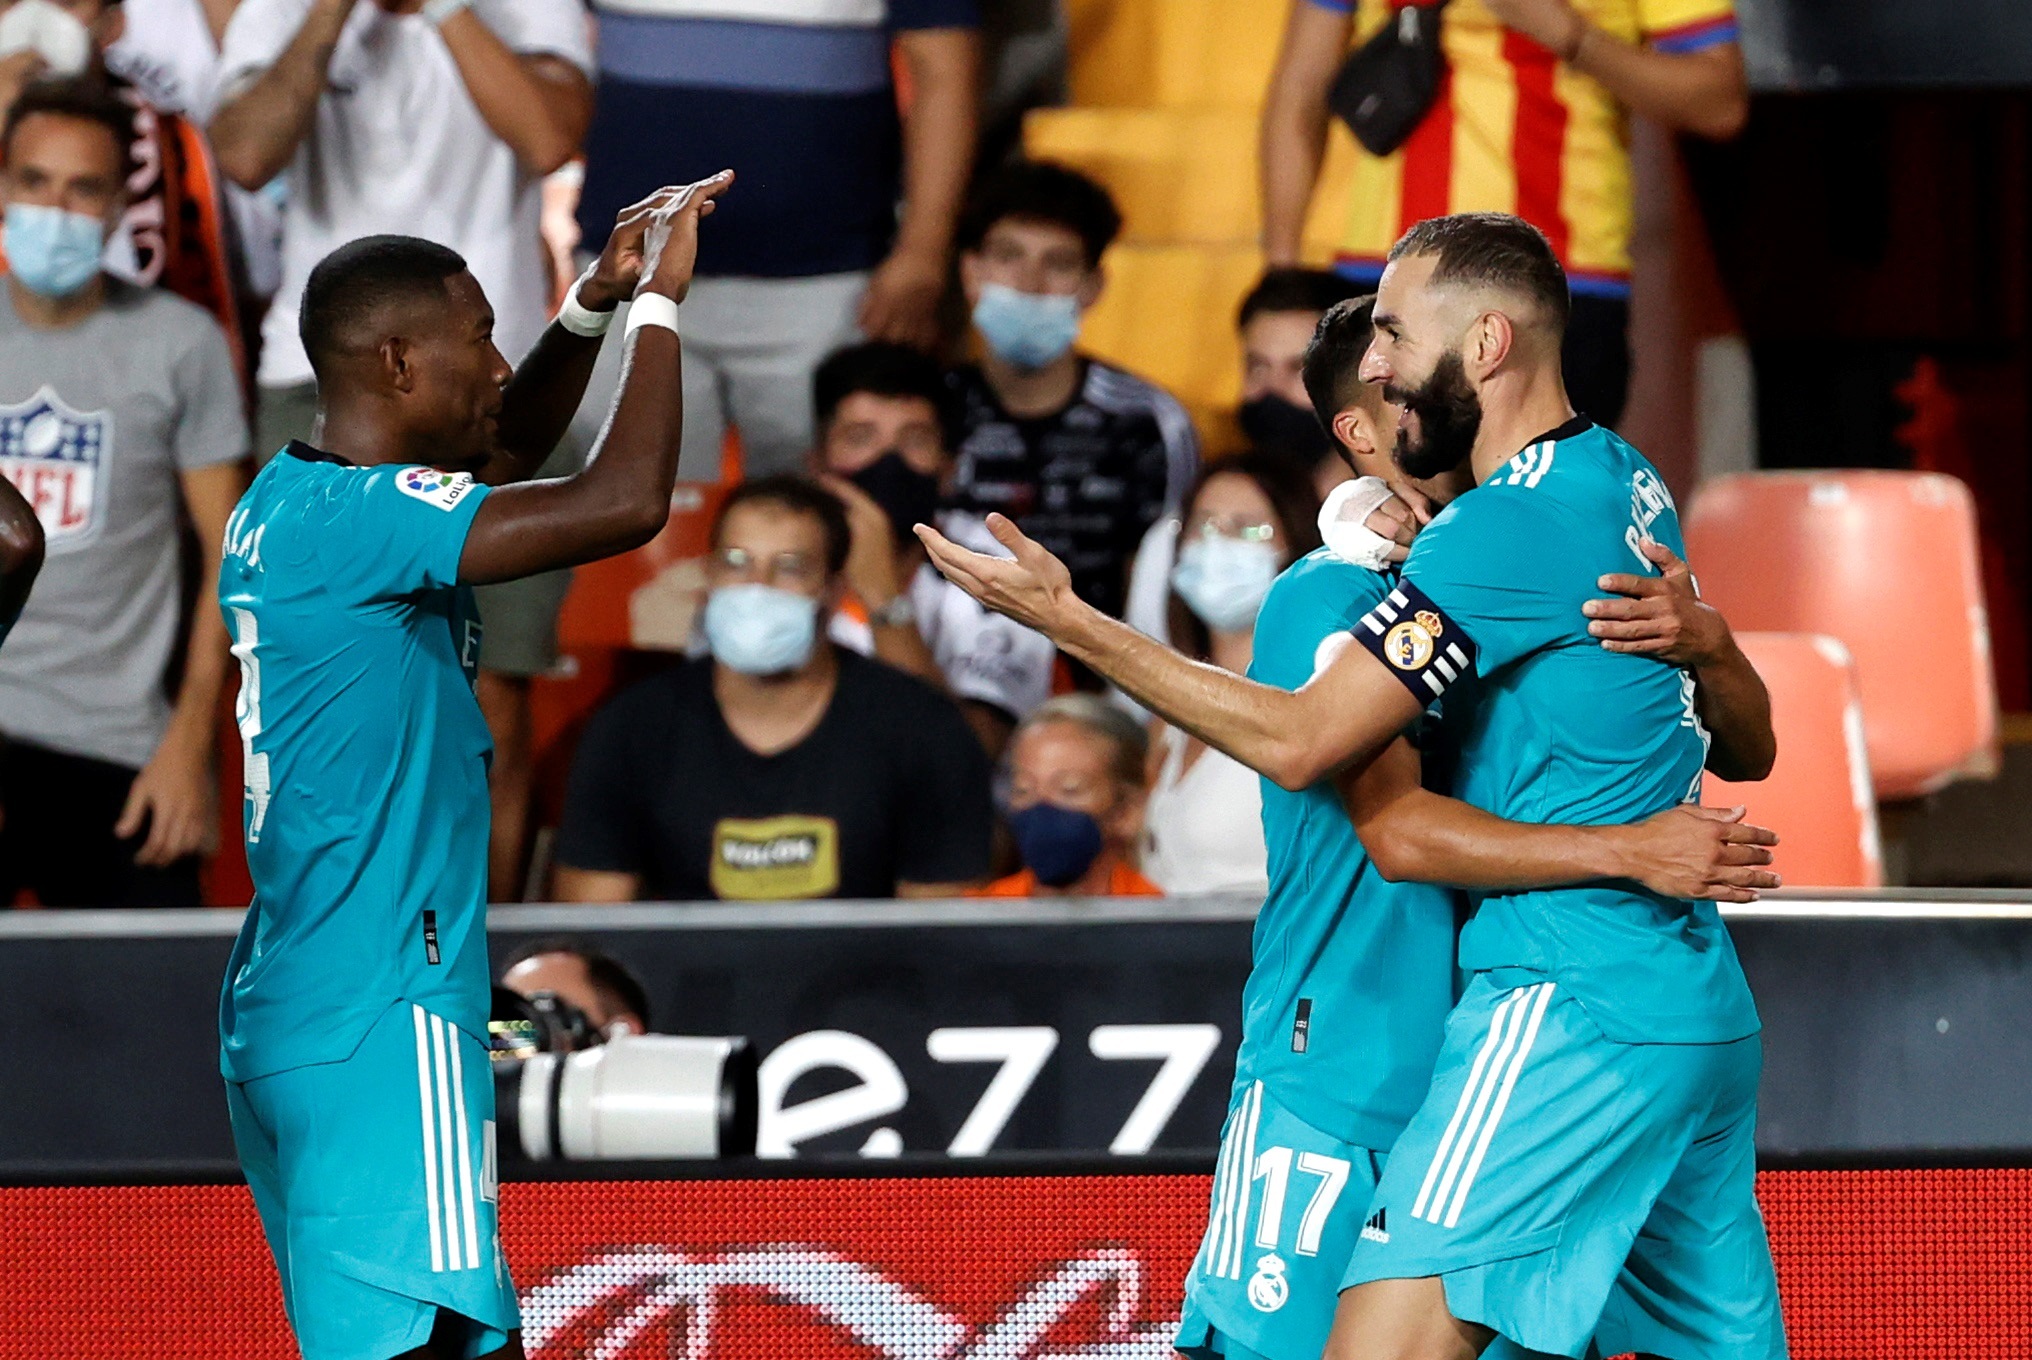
1705;632;1883;889
1064;0;1284;109
1684;470;1998;801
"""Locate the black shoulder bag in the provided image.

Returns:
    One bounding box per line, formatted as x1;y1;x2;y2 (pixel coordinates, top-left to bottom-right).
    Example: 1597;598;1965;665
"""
1328;0;1453;158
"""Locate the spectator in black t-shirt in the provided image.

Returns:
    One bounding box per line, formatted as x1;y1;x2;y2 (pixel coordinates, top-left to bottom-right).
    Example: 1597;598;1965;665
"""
552;478;994;903
945;161;1199;622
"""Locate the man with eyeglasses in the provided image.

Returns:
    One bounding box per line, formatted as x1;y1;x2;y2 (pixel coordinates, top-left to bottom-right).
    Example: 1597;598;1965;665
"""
551;475;995;903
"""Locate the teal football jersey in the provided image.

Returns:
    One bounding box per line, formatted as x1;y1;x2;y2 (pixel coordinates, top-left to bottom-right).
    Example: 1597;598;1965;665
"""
1238;548;1460;1151
1382;418;1759;1045
218;445;494;1083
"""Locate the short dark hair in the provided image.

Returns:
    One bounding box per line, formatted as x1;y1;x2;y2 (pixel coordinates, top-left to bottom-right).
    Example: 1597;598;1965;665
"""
1301;295;1379;450
712;475;853;578
1168;452;1324;662
813;341;959;452
958;160;1122;271
500;938;653;1030
299;235;468;378
1;76;137;184
1388;212;1570;332
1238;267;1364;331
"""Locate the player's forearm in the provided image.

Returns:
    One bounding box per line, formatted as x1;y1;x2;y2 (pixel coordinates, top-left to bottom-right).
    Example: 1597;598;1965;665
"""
438;23;589;176
1359;785;1631;889
0;479;43;629
1694;639;1776;782
209;0;354;188
545;326;685;553
1053;604;1339;789
1258;0;1345;262
1569;35;1747;140
490;319;605;485
892;29;978;265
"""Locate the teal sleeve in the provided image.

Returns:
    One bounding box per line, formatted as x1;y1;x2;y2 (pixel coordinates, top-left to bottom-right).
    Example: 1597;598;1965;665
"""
1397;489;1572;677
1249;555;1392;693
311;465;490;603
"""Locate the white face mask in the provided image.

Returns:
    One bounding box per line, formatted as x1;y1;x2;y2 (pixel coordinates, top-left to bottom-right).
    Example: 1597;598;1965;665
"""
0;0;94;76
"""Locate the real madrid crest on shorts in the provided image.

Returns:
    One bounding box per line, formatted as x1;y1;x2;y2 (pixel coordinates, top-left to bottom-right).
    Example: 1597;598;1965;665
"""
1247;1253;1290;1313
1358;582;1476;701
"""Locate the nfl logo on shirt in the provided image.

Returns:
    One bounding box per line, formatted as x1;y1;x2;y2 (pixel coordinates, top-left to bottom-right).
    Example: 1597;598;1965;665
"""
0;384;110;547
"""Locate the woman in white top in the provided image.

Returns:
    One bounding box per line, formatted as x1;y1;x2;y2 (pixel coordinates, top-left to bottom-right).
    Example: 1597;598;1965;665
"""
1140;453;1322;895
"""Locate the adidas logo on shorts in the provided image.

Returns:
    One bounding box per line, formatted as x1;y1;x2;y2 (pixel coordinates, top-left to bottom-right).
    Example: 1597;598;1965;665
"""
1360;1208;1390;1244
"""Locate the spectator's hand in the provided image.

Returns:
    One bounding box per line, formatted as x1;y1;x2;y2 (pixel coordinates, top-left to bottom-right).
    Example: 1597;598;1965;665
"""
1584;540;1732;667
916;512;1079;637
1480;0;1586;56
579;172;734;311
1612;804;1779;903
857;247;945;351
117;731;220;868
820;473;908;612
0;50;47;118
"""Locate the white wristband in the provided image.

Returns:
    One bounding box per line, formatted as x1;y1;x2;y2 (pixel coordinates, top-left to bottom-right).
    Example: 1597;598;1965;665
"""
421;0;469;24
556;277;613;337
625;292;681;338
1318;475;1403;572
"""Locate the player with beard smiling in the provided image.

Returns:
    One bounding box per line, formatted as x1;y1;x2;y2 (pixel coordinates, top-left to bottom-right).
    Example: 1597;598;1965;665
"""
917;212;1785;1360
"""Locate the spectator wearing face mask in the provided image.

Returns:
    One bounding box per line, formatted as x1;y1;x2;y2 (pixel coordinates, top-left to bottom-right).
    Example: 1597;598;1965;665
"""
945;161;1197;626
976;693;1159;899
0;78;248;905
813;340;1055;758
0;0;246;371
1122;267;1359;653
1139;454;1321;897
553;477;994;903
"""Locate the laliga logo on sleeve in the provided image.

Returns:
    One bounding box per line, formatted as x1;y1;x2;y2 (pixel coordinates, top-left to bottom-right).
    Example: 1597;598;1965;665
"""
397;465;475;511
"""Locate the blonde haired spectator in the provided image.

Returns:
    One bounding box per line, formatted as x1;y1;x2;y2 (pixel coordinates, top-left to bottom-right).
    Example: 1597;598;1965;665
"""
976;693;1160;899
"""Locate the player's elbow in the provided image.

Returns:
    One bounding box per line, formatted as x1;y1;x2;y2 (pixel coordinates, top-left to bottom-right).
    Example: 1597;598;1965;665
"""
1708;734;1777;784
1263;737;1331;792
1359;819;1425;884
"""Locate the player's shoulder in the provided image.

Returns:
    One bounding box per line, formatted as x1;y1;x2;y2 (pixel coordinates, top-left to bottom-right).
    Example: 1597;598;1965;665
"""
1264;545;1392;617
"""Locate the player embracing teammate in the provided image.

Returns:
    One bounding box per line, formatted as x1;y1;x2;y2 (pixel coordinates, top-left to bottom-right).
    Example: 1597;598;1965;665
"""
922;213;1788;1360
217;172;731;1360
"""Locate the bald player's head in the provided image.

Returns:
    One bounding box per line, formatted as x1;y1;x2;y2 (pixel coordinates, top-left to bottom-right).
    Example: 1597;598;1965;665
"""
299;235;512;471
1361;213;1571;479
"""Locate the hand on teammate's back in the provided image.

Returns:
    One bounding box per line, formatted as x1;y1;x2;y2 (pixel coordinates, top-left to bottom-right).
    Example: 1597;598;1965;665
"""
1612;804;1779;903
1583;540;1732;666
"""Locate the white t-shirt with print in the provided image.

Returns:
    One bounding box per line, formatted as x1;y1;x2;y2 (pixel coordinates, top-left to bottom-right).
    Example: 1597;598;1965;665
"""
219;0;593;387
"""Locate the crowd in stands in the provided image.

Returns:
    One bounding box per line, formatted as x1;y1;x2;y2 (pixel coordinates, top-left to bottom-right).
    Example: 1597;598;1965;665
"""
0;0;1748;906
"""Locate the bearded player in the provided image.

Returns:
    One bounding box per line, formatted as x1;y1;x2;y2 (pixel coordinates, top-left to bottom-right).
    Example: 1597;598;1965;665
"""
217;171;731;1360
923;214;1785;1359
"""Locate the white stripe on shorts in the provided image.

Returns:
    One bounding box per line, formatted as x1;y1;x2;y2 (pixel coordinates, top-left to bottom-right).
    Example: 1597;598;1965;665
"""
1204;1085;1246;1278
430;1014;465;1271
412;1005;444;1273
447;1024;482;1269
1227;1082;1263;1279
1411;987;1523;1221
1442;982;1555;1227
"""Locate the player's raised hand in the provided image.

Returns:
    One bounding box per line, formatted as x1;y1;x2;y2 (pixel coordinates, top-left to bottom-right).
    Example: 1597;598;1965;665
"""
1616;803;1780;903
576;172;735;311
916;512;1082;637
1583;539;1732;667
637;170;735;305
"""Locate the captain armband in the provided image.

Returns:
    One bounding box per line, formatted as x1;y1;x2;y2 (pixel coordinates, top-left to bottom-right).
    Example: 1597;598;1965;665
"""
1354;579;1477;704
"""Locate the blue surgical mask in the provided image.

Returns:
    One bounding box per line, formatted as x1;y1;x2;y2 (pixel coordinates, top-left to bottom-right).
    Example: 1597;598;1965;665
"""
2;203;105;299
972;282;1081;369
1008;801;1106;888
703;583;820;676
1171;536;1280;633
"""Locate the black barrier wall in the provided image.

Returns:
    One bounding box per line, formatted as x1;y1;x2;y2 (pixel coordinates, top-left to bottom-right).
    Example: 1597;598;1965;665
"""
2;896;2029;1169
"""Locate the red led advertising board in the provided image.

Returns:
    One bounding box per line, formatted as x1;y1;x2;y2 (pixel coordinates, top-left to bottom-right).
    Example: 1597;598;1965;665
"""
2;1169;2027;1358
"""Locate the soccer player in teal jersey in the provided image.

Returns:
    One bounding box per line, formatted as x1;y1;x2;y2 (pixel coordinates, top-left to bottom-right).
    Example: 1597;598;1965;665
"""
218;172;732;1360
1173;297;1780;1360
919;213;1784;1360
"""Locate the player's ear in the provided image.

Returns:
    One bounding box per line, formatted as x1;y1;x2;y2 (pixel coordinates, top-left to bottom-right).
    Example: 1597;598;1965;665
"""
381;337;415;393
1468;310;1513;380
1332;406;1373;462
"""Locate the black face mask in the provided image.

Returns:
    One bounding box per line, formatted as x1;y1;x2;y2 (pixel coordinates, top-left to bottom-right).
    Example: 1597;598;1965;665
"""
848;450;944;545
1385;349;1483;480
1238;393;1331;466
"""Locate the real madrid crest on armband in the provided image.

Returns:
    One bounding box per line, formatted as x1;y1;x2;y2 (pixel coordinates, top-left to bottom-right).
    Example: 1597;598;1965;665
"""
1384;609;1445;672
1247;1253;1290;1312
1357;583;1477;700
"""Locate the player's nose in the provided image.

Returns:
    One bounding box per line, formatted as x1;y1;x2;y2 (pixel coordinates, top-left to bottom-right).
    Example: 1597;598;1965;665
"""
1358;345;1390;385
